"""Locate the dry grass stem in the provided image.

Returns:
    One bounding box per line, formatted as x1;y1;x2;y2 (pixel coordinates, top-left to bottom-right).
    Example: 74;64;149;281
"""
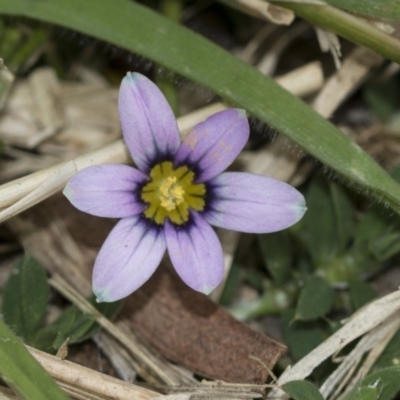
227;0;295;25
8;210;92;296
49;274;196;386
151;380;273;399
237;24;278;63
0;386;18;400
333;315;400;400
267;289;400;399
0;140;128;210
320;315;400;399
273;0;326;3
93;333;138;383
257;22;309;76
28;346;159;400
275;61;323;98
313;47;384;118
315;28;342;69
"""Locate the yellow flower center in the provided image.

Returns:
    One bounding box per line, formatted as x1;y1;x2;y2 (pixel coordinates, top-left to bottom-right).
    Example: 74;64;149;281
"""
141;161;206;225
159;176;185;211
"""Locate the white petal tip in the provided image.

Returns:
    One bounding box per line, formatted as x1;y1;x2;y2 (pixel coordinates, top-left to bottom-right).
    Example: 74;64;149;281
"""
94;288;112;303
237;109;247;118
295;198;307;220
124;71;145;85
200;285;217;295
62;184;71;199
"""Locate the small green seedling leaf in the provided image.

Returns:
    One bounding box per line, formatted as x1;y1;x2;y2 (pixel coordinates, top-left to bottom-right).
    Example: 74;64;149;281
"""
219;261;242;306
344;367;400;400
34;296;122;353
349;280;377;311
295;276;334;321
282;380;324;400
364;78;400;123
305;176;338;267
369;232;400;261
330;181;354;255
2;255;49;341
373;329;400;371
258;231;293;284
282;310;326;361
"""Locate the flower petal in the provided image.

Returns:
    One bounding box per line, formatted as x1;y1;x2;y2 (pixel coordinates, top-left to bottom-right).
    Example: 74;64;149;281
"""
165;212;224;294
174;109;249;182
205;172;306;233
93;216;166;302
64;164;147;218
118;72;181;172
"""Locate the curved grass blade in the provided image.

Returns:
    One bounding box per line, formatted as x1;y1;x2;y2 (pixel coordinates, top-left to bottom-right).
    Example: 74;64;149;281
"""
273;2;400;65
1;0;400;213
0;319;69;399
324;0;400;20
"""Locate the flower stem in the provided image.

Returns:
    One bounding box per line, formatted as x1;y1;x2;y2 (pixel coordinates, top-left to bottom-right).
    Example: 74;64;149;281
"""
272;2;400;64
229;284;298;321
156;0;182;116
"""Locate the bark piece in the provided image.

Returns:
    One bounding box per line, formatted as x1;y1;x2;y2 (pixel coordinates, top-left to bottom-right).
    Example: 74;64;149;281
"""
123;264;286;383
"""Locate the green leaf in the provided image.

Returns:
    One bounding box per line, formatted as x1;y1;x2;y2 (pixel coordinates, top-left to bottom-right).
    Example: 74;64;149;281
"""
354;208;394;247
324;0;400;20
219;261;242;306
34;297;122;353
8;29;47;73
369;232;400;261
2;255;49;341
305;176;338;267
282;380;324;400
258;231;293;284
2;1;400;216
373;329;400;371
0;318;68;400
344;367;400;400
0;27;23;61
330;182;354;255
295;276;334;321
364;78;400;123
81;296;122;340
349;280;377;310
282;310;326;361
274;2;400;66
305;177;354;269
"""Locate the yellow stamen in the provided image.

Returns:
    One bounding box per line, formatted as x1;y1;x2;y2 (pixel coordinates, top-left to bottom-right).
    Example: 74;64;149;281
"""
159;176;185;211
141;161;206;225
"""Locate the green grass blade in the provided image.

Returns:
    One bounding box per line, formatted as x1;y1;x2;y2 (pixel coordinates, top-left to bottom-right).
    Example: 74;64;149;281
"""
273;2;400;65
1;0;400;212
324;0;400;20
0;319;69;399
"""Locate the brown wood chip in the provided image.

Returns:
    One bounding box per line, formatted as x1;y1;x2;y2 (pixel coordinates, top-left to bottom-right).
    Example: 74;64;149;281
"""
123;263;286;383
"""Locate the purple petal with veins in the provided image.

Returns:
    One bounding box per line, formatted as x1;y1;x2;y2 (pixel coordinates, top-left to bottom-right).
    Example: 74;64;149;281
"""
119;72;181;172
165;212;224;294
63;164;147;218
205;172;306;233
174;109;249;182
93;216;166;302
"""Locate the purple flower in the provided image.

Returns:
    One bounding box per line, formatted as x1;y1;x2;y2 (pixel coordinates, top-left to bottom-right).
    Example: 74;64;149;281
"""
64;72;306;302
